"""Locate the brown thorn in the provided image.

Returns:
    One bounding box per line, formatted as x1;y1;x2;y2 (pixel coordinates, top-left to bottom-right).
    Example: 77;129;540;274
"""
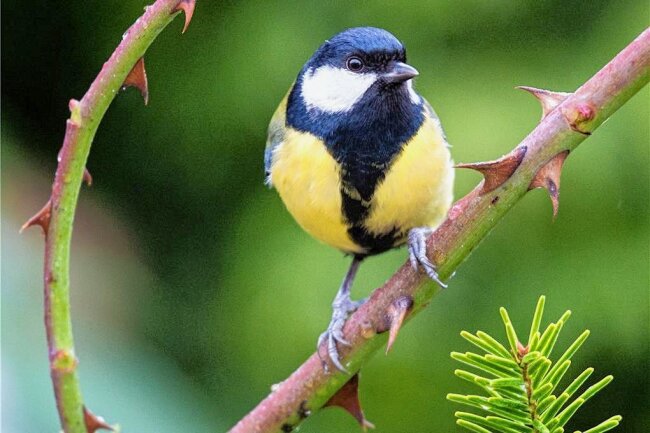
173;0;196;34
529;151;569;218
325;374;375;430
84;406;114;433
456;146;528;194
20;199;52;235
385;296;414;354
122;57;149;105
83;168;93;186
516;86;571;119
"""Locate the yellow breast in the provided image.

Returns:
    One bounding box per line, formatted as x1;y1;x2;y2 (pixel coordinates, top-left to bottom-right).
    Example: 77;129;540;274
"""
270;128;364;254
269;115;453;255
364;115;454;244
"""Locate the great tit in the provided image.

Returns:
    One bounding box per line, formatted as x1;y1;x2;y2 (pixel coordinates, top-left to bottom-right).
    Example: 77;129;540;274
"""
264;27;454;371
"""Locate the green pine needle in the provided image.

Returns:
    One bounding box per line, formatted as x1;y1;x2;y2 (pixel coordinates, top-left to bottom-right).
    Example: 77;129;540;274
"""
463;331;505;356
529;358;552;385
562;368;594;398
455;369;492;387
457;418;494;433
499;308;520;355
540;392;571;422
528;296;546;346
578;416;622;433
576;376;613;402
536;395;556;414
521;351;542;364
540;360;572;396
550;397;585;429
531;382;554;401
448;297;621;433
477;331;512;358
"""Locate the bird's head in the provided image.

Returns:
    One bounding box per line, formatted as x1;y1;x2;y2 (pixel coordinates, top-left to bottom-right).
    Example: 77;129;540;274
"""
297;27;421;114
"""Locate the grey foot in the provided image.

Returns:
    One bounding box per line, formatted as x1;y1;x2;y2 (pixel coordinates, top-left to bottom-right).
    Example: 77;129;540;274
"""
318;296;365;373
408;227;447;288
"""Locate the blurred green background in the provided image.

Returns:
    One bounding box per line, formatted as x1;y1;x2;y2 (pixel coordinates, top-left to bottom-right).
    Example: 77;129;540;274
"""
2;1;648;432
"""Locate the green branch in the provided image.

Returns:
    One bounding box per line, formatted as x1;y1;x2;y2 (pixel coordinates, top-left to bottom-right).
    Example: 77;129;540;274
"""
23;1;194;431
230;28;650;433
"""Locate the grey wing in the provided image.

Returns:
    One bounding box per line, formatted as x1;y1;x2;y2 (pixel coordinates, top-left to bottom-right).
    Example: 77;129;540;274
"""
264;90;290;187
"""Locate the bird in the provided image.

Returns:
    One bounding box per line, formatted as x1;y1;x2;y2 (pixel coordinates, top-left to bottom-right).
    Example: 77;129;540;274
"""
264;27;454;371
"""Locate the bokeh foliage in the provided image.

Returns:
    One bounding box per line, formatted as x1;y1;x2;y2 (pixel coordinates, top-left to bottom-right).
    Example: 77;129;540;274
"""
1;1;648;432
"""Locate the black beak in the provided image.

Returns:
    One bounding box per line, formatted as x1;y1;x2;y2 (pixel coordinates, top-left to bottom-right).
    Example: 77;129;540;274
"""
384;62;419;83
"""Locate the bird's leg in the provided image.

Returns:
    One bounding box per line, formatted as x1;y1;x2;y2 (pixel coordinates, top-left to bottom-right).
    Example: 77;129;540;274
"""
318;256;364;372
408;227;447;288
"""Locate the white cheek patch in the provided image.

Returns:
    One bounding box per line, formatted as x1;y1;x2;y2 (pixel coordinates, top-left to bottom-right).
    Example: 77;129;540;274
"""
301;66;377;113
406;80;421;104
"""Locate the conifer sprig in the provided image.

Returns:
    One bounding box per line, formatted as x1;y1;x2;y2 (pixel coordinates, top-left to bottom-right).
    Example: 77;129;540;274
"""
448;296;621;433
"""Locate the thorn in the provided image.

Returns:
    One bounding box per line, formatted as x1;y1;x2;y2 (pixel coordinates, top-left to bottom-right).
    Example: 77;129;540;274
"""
325;374;374;430
561;102;596;135
122;57;149;105
83;168;93;186
456;146;527;194
20;199;52;235
84;406;114;433
516;86;571;119
173;0;196;34
386;296;414;354
529;151;569;218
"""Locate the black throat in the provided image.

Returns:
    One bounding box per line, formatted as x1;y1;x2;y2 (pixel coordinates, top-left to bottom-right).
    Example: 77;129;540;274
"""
287;79;424;255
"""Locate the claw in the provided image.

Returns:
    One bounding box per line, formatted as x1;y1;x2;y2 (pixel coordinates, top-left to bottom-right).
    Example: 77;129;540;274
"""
408;227;447;288
318;296;363;373
318;299;359;373
317;257;364;373
333;333;351;346
328;335;348;373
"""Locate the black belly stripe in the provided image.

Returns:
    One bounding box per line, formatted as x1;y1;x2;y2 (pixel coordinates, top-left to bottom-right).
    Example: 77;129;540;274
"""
347;225;400;256
339;157;401;255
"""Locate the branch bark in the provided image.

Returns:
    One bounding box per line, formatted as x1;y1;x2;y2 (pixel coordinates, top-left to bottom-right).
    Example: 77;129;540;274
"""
22;1;195;432
230;28;650;433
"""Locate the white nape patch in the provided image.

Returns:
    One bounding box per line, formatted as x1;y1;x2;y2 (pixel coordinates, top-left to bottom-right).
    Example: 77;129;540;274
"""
406;80;421;104
301;66;377;113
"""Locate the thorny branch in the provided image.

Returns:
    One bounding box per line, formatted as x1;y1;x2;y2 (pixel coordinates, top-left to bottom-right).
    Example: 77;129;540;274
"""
230;28;650;433
21;1;195;432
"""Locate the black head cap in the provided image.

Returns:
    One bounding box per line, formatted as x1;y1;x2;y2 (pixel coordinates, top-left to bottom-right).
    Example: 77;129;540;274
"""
307;27;409;74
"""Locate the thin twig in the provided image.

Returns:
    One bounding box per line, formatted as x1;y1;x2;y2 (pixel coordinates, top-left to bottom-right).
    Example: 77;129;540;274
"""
24;1;194;431
230;28;650;433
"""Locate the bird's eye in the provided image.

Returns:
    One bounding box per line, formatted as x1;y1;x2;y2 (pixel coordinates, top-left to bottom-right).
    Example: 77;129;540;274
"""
346;56;364;72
